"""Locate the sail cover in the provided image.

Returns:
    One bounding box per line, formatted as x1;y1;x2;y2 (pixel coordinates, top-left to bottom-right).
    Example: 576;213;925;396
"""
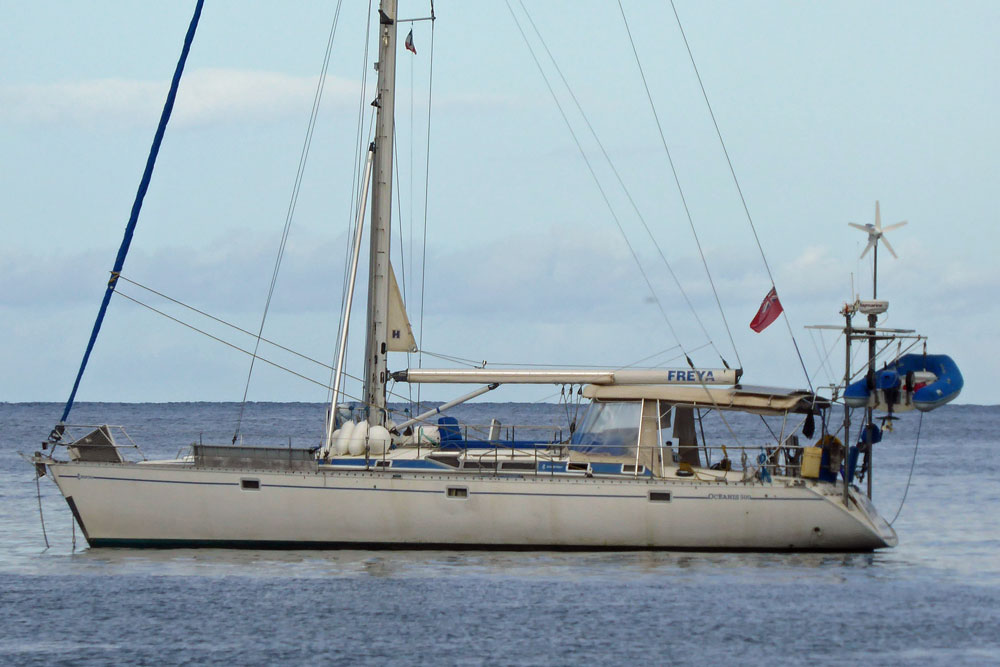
393;368;740;385
387;263;417;353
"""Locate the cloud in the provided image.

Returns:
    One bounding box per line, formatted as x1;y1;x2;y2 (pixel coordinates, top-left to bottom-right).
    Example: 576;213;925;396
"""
0;68;530;131
432;91;528;112
6;223;999;369
0;68;360;128
0;229;349;314
5;220;999;402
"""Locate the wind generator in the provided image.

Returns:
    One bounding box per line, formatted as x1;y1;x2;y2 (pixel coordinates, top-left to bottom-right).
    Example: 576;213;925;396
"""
846;201;907;493
809;201;960;503
850;200;907;295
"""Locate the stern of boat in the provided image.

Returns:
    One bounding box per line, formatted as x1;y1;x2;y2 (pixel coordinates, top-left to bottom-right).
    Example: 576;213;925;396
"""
850;486;898;548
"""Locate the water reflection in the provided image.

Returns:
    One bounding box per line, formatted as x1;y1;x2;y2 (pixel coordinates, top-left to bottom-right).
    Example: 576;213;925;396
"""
13;546;906;584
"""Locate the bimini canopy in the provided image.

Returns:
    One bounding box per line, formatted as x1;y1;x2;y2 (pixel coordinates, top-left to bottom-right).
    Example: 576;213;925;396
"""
582;384;827;415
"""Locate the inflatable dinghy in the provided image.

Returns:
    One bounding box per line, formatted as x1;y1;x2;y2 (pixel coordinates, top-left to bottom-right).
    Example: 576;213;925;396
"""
844;353;963;412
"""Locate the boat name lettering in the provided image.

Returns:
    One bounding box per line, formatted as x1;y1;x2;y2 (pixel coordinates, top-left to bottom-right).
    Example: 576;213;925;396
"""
707;493;751;501
667;369;715;383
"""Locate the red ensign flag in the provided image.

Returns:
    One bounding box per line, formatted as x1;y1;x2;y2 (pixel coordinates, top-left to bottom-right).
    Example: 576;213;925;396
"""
750;287;783;333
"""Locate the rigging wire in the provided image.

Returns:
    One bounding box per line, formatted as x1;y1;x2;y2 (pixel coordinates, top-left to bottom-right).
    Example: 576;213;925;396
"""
35;473;49;549
613;0;740;370
116;275;339;373
57;0;205;427
518;1;724;368
812;328;841;386
503;0;687;360
234;0;346;442
407;46;417;410
417;341;708;371
665;0;812;390
409;32;416;309
506;2;742;447
419;349;485;368
392;122;414;407
807;329;844;387
329;0;376;406
113;289;417;410
889;411;923;525
118;291;338;393
616;344;683;369
416;3;436;409
847;337;923;385
329;107;377;414
392;123;408;306
510;3;756;447
641;341;712;368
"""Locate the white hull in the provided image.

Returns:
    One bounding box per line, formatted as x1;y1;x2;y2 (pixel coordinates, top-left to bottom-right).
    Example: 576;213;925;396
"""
48;460;897;551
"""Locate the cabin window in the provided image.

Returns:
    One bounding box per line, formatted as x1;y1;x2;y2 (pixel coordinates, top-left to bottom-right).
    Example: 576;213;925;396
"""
428;454;460;468
500;461;536;471
240;478;260;490
649;491;671;502
569;401;641;457
446;487;468;499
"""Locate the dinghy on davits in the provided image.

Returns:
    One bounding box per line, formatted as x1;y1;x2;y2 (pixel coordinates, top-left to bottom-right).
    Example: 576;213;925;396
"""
843;353;963;412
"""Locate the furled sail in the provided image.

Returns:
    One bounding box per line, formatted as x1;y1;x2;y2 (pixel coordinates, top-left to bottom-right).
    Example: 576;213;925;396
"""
387;263;417;353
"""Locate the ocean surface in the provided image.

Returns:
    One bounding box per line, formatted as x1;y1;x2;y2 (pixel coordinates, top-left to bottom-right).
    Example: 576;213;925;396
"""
2;401;998;665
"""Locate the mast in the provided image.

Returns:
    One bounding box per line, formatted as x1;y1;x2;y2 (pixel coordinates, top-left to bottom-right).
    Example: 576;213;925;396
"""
363;0;398;426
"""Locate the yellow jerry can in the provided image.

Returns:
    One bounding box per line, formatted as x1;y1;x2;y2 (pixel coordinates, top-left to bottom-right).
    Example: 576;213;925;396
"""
800;447;823;479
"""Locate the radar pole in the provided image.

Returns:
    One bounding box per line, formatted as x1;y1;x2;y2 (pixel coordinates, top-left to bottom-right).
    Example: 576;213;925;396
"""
864;240;878;499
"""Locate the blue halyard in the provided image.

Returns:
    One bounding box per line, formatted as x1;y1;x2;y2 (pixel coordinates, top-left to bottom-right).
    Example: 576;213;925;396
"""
57;0;205;427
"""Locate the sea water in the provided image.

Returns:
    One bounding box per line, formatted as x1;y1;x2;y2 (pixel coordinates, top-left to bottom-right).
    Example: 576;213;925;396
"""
1;402;998;665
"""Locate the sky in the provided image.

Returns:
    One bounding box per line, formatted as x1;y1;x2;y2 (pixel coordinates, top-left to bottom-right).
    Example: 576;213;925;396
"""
1;0;998;409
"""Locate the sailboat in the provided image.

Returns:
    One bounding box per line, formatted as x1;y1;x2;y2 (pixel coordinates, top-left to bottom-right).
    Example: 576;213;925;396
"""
30;1;959;551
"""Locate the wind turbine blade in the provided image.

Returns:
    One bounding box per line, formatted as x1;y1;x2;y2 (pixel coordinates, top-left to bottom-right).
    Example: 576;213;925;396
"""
880;235;898;259
848;222;869;232
882;220;908;232
860;238;876;259
875;200;881;231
